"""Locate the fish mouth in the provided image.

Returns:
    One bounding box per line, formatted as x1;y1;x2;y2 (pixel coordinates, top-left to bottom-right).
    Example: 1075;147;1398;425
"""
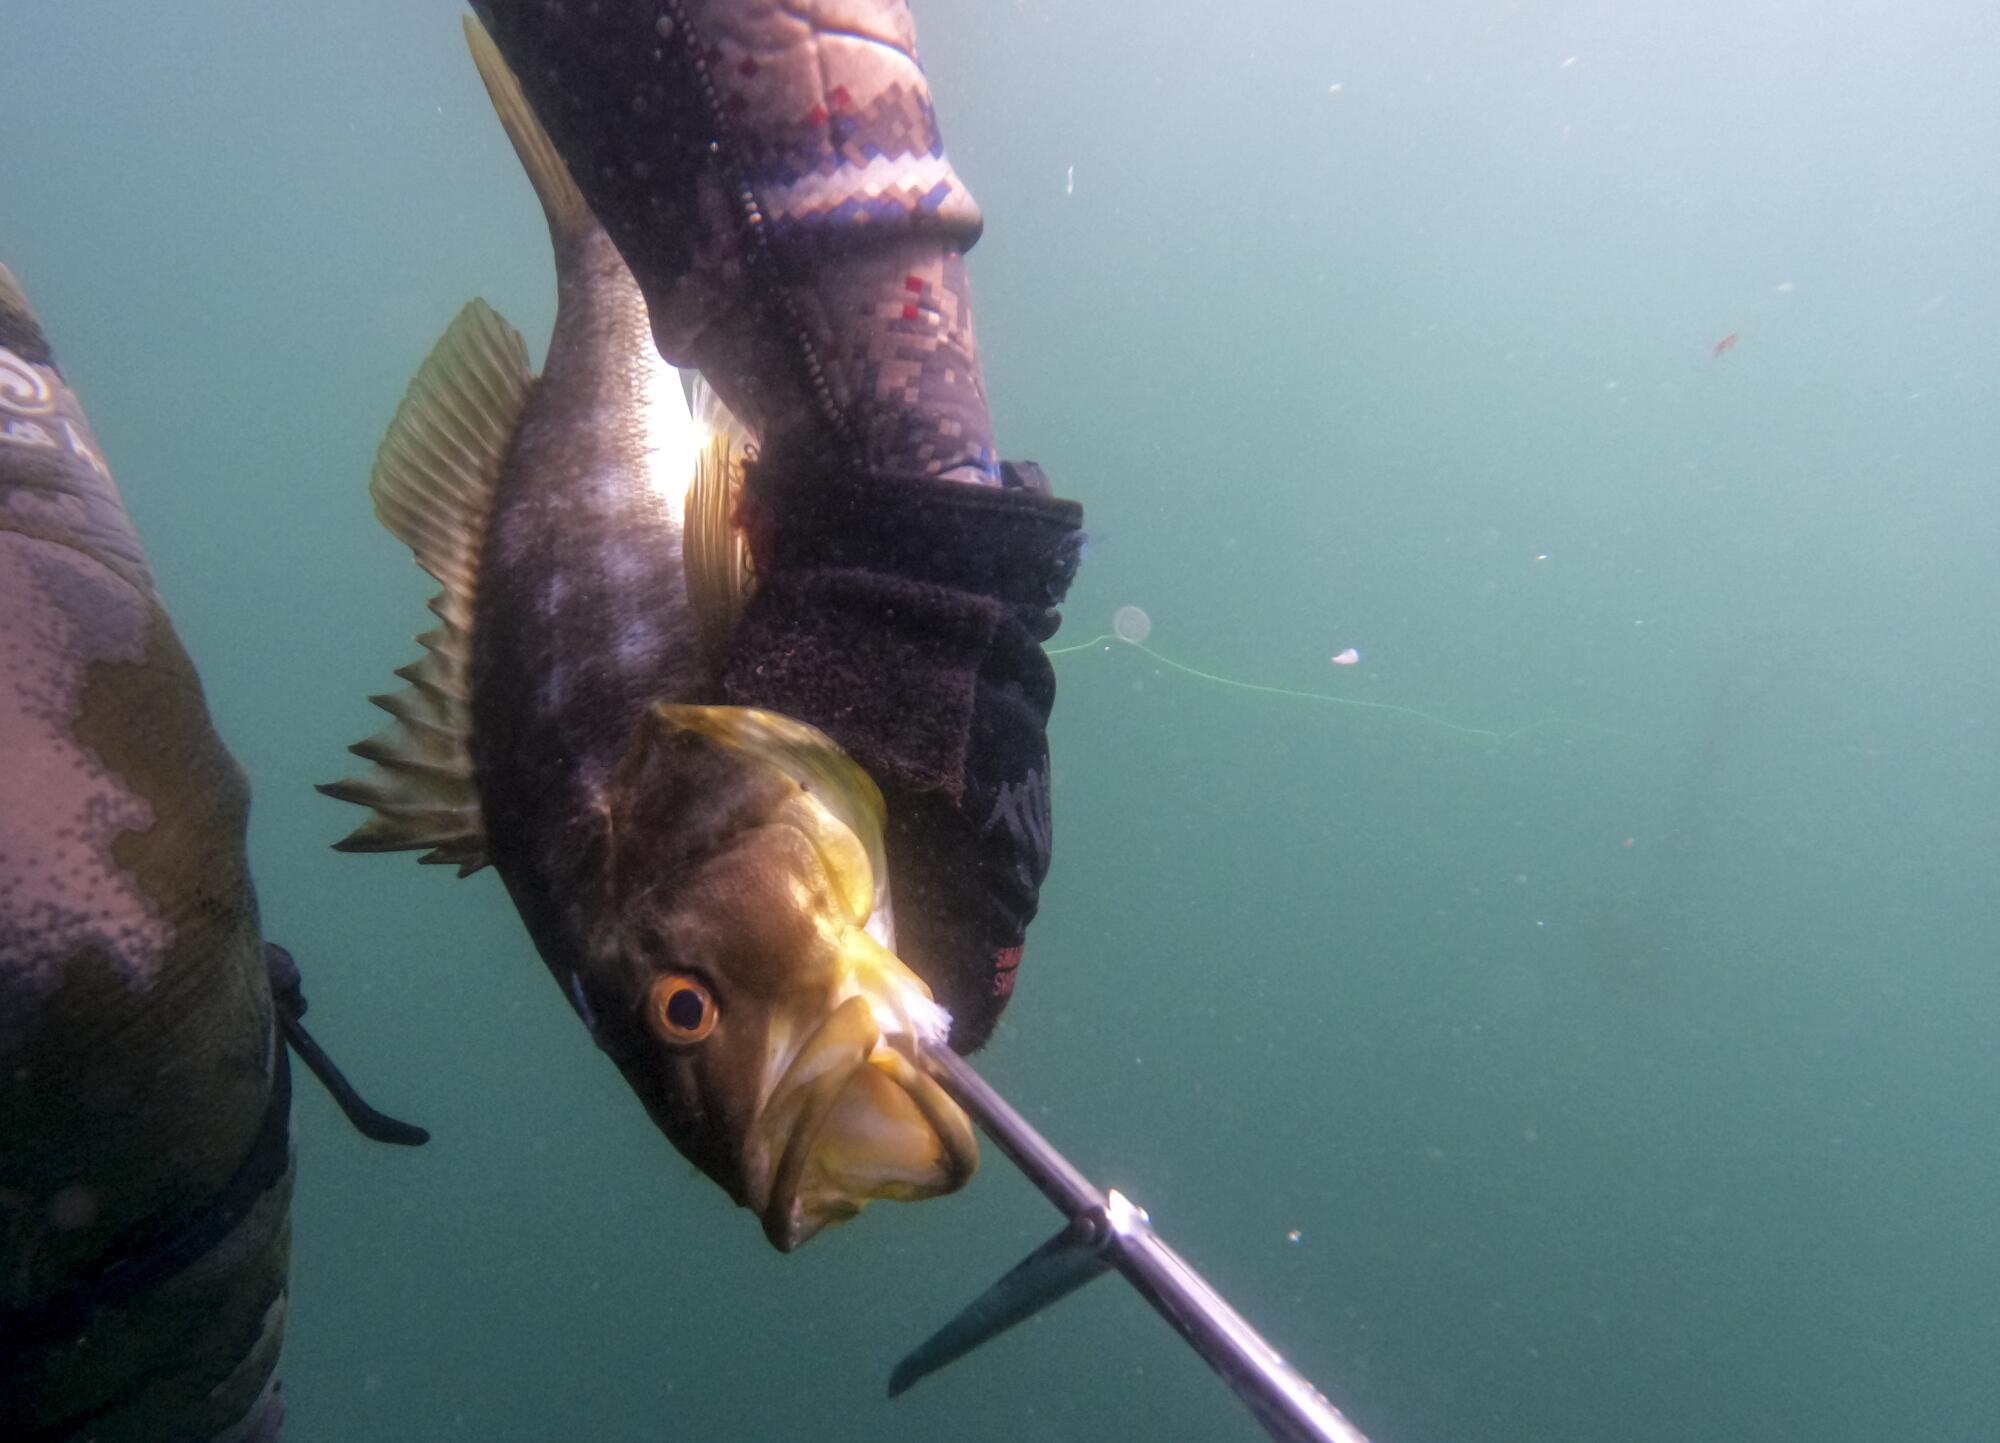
749;994;978;1252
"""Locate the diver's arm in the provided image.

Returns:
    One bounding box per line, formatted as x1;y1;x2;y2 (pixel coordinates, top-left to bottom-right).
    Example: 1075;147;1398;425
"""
0;264;292;1442
473;0;1083;1049
473;0;990;484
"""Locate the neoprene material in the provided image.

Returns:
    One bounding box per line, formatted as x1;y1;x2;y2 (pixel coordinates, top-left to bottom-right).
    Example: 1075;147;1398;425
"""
725;459;1083;1049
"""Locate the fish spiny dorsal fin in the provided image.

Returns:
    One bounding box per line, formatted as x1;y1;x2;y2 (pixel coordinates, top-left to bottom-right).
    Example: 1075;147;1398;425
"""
684;375;758;669
317;300;532;875
653;705;893;930
462;14;590;242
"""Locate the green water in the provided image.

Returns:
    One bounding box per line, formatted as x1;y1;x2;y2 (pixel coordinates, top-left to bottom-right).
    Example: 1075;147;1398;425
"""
9;1;1997;1438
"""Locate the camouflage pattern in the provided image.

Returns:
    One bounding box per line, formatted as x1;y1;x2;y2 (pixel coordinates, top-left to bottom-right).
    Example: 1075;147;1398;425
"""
0;264;290;1443
472;0;1001;485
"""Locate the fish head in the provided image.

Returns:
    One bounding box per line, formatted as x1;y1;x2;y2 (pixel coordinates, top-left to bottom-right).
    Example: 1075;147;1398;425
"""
589;705;978;1251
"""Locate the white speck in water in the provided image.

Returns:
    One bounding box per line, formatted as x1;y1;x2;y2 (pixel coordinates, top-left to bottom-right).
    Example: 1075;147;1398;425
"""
1774;280;1796;294
1287;1228;1303;1244
1559;55;1580;70
1065;163;1074;195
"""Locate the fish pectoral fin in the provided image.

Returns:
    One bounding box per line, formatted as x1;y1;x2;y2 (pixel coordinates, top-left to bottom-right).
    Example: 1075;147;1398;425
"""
320;300;531;876
683;377;756;669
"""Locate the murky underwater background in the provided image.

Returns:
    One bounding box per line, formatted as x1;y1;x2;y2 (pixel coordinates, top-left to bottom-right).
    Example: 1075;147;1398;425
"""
8;0;1998;1438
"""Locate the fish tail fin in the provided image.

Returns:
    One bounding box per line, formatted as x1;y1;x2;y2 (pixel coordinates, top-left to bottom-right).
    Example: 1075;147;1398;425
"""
463;13;591;240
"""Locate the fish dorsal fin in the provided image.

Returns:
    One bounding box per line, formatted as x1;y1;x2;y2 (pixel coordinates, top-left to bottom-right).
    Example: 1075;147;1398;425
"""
653;705;892;929
462;14;590;240
683;375;757;669
317;300;532;875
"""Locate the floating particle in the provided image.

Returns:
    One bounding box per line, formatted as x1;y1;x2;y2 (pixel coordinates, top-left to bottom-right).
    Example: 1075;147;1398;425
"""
1712;331;1739;358
1287;1228;1303;1244
1774;281;1795;295
1065;163;1074;196
1330;647;1360;666
1112;604;1152;644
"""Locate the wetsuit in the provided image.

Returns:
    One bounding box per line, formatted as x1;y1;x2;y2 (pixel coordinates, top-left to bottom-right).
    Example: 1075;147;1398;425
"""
472;0;1084;1049
0;266;292;1440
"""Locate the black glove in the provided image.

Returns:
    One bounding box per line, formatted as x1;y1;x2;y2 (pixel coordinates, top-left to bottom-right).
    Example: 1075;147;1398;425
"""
723;460;1082;1050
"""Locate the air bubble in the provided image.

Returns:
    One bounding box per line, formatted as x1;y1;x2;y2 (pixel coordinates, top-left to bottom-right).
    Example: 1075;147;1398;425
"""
1112;605;1151;644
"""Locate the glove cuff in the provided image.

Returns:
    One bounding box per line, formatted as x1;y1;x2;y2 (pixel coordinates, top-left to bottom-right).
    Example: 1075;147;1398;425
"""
720;463;1082;1049
738;458;1083;626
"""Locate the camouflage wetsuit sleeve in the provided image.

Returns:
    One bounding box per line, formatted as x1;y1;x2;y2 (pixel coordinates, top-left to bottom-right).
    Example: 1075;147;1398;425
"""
0;265;290;1443
474;0;1084;1049
481;0;993;484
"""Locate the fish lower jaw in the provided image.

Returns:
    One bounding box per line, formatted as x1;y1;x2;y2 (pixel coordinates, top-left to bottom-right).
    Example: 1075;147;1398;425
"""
746;1022;977;1251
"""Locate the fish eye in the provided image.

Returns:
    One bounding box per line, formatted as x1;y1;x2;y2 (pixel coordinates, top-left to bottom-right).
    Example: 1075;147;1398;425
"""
647;974;718;1045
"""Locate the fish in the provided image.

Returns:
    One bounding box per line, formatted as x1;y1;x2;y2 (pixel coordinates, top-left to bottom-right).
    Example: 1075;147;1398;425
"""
320;19;976;1252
